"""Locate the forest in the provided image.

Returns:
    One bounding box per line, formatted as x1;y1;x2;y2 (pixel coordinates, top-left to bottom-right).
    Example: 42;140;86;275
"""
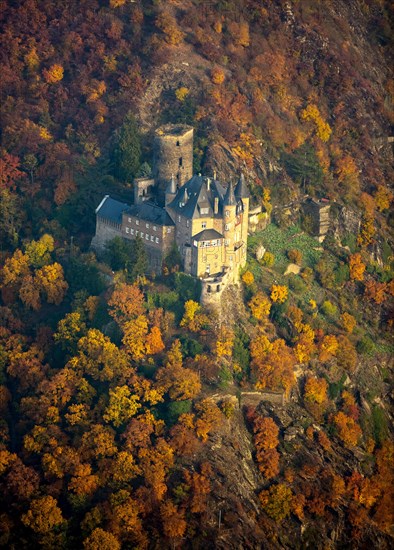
0;0;393;548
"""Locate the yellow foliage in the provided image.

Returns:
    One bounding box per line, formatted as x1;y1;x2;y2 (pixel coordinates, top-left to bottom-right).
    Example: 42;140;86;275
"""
39;127;52;141
43;64;64;83
374;185;393;212
122;315;149;361
22;496;64;534
2;249;30;285
242;270;255;286
270;284;288;304
248;291;271;320
36;262;68;305
349;253;366;281
175;87;189;102
24;47;39;71
300;103;332;142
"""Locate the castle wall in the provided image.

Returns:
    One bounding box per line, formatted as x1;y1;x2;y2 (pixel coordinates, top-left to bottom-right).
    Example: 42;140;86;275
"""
154;125;194;189
91;218;122;251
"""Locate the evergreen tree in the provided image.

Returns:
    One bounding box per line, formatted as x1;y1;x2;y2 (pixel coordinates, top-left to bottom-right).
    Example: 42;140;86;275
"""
282;143;324;194
112;113;141;182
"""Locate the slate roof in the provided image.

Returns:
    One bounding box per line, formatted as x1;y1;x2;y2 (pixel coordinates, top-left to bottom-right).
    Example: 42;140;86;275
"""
96;196;129;224
167;175;227;220
126;202;175;226
193;229;224;242
223;180;236;206
235;173;250;199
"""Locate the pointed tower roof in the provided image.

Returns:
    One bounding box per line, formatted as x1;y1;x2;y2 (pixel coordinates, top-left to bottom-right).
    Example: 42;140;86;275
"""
234;173;250;199
182;187;189;204
166;174;177;195
223;180;236;206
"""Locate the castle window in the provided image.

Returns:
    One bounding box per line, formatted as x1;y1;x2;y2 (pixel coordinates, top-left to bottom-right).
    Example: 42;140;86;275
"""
130;228;134;235
136;231;139;236
151;236;154;242
153;225;157;231
136;220;139;226
186;220;189;228
128;217;131;223
225;239;229;246
225;210;229;217
126;227;129;233
202;222;207;229
179;157;183;167
200;207;209;215
146;223;149;228
155;237;159;243
178;216;181;222
141;232;144;238
225;224;229;231
146;234;149;240
176;140;180;146
167;228;172;233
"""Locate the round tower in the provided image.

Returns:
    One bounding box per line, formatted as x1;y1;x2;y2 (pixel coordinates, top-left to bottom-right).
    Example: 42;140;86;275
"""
153;124;194;190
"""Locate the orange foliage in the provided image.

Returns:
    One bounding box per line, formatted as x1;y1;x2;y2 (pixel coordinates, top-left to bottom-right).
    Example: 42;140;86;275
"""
43;64;64;83
364;279;387;304
160;501;187;539
349;253;366;281
333;411;362;448
108;283;145;325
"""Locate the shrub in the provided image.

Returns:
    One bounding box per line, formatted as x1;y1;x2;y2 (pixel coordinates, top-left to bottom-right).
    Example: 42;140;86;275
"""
287;249;302;265
261;252;275;267
321;300;337;317
357;335;376;356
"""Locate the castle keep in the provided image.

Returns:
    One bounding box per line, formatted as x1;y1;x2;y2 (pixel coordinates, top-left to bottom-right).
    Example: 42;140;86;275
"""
92;124;250;299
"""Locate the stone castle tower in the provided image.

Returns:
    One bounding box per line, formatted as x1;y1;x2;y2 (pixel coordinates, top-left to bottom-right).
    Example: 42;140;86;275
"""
153;124;194;190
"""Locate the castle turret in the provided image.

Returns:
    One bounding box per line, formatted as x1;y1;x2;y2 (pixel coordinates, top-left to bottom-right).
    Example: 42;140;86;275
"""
234;173;250;200
153;124;194;190
165;174;177;206
235;173;250;250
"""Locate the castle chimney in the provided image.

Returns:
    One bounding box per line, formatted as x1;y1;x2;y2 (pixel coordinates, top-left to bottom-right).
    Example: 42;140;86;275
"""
214;197;219;214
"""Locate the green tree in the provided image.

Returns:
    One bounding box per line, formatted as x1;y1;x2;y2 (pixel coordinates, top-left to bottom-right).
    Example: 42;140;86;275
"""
282;143;324;193
112;113;141;182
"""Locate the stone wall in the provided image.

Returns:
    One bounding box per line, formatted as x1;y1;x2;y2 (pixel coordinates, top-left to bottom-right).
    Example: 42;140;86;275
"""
91;218;122;252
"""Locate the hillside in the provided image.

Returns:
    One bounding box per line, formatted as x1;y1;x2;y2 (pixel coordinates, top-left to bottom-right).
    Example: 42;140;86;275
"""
0;1;393;549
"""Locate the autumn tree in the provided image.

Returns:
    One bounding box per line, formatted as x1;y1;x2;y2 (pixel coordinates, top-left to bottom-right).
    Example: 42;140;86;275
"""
341;312;356;333
22;495;64;535
103;386;141;427
270;284;288;304
36;263;68;305
194;399;223;442
252;415;280;479
160;500;187;540
259;484;293;522
83;528;121;550
333;411;362;448
248;291;271;321
108;285;145;323
349;253;366;281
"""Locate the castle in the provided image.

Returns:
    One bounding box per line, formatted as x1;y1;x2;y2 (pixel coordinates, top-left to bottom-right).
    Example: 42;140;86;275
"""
92;124;250;303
